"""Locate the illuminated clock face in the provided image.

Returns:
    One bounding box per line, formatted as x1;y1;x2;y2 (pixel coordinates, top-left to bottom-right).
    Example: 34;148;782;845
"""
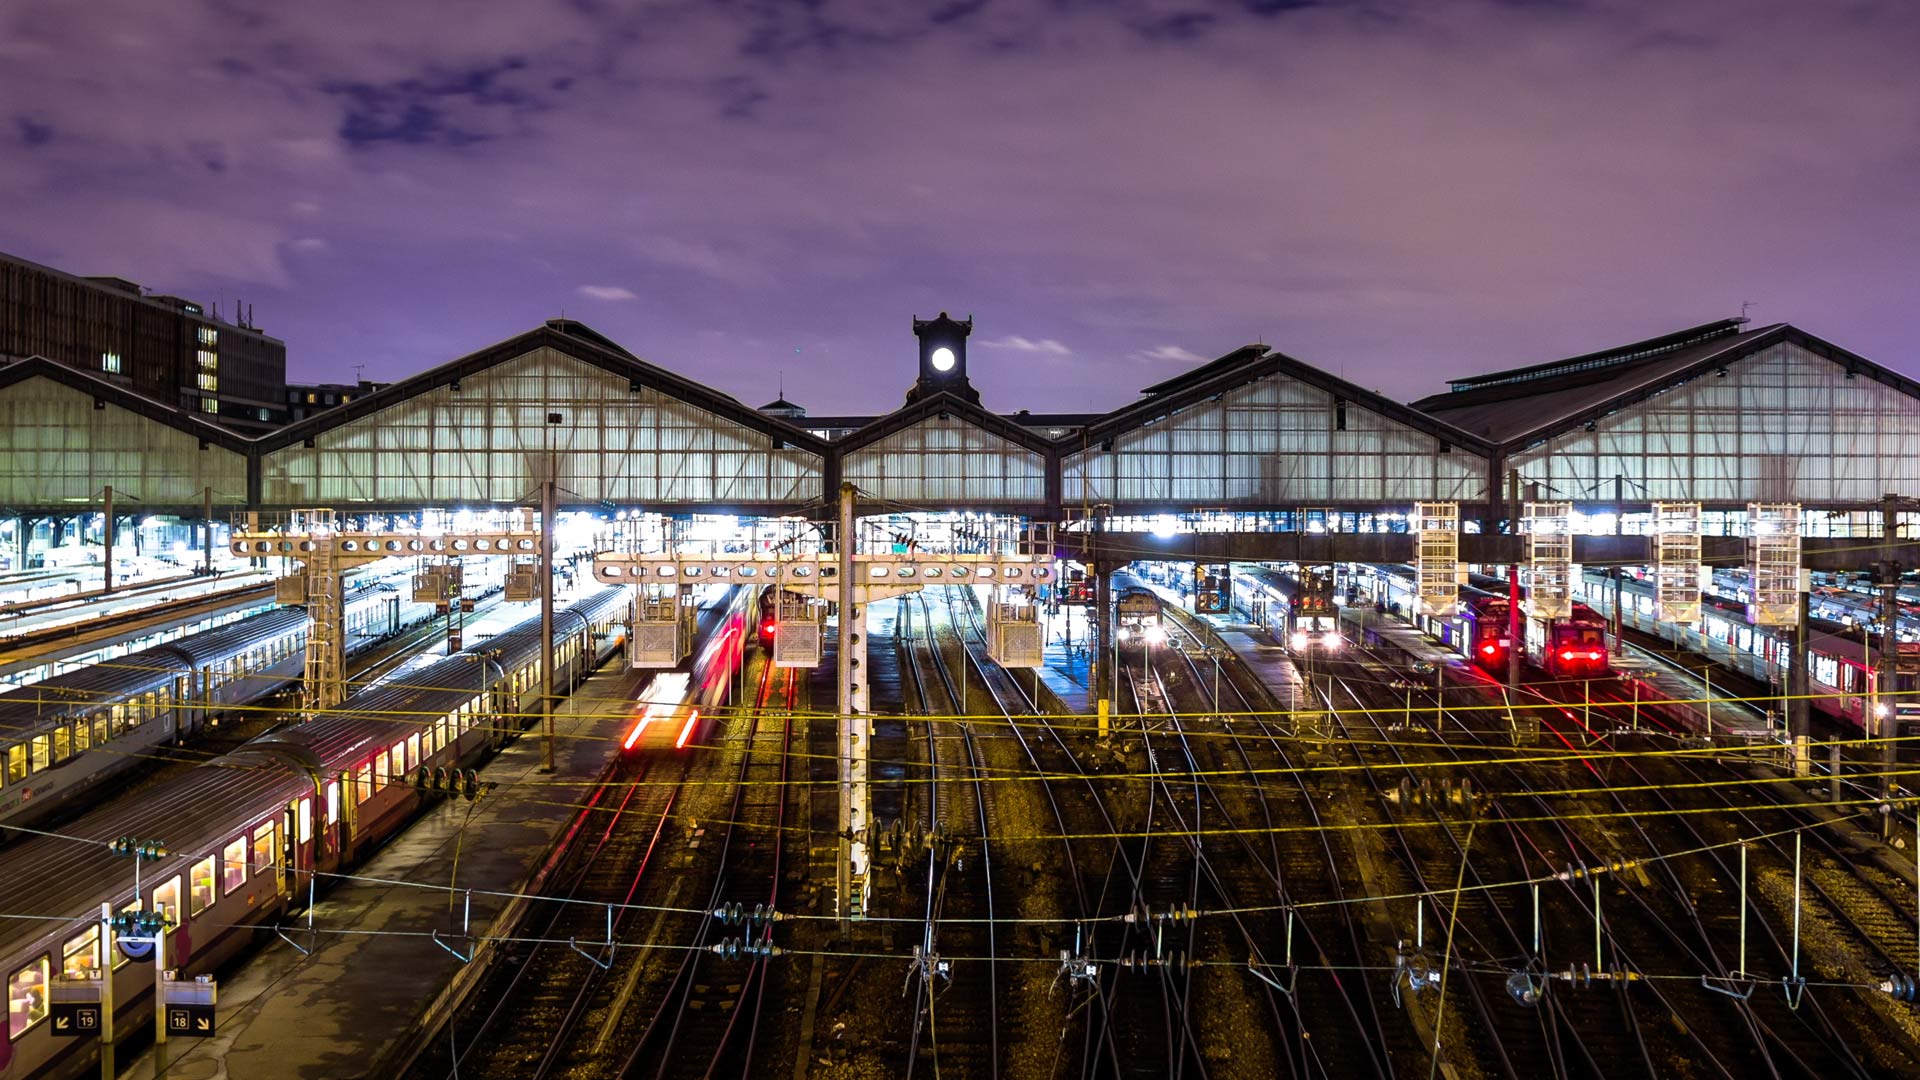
929;346;956;373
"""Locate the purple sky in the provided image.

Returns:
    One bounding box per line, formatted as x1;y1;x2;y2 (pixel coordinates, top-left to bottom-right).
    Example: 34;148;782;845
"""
3;0;1916;416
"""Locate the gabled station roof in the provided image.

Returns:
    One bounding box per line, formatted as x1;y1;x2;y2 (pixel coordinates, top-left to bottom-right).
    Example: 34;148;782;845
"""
834;389;1061;458
1410;319;1920;451
0;355;251;453
1074;344;1497;457
255;319;830;457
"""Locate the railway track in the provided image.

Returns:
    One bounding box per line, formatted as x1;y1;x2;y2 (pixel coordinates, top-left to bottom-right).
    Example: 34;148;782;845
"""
1335;614;1912;1077
900;593;1001;1078
407;636;794;1079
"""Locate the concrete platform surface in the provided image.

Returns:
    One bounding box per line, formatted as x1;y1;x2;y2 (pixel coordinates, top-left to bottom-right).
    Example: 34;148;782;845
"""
123;661;644;1080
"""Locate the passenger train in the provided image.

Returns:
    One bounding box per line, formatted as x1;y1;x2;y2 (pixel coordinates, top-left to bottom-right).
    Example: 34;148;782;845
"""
1234;566;1342;653
0;581;443;835
1111;572;1165;653
0;588;632;1079
1574;570;1920;733
1356;564;1611;679
627;586;756;752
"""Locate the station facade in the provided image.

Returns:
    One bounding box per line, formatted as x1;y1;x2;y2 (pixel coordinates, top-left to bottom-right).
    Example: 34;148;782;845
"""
0;313;1914;534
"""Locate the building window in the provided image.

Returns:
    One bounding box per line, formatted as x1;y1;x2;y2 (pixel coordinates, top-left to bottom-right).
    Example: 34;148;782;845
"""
197;348;218;371
197;326;218;347
306;393;317;404
200;397;218;414
257;408;270;421
197;372;219;392
101;351;121;374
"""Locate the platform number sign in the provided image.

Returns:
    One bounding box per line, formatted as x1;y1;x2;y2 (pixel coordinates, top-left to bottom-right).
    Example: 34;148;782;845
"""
50;1001;102;1037
166;1003;216;1037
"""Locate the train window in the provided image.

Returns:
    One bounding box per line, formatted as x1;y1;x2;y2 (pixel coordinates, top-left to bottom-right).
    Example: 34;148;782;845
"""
251;825;276;883
92;717;108;747
74;719;91;752
53;725;71;762
298;798;312;845
190;857;216;915
30;734;50;772
152;876;181;927
62;926;101;978
406;735;420;773
4;745;21;784
356;763;373;801
222;837;248;894
8;955;48;1038
326;781;340;826
388;743;405;784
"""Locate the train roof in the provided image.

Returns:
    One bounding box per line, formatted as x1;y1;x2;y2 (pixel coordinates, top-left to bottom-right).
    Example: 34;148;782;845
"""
0;587;628;959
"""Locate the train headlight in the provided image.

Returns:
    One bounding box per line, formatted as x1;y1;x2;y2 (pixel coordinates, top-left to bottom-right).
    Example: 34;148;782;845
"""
1144;625;1167;646
1116;627;1131;643
1321;631;1341;650
1290;631;1311;651
1876;702;1891;719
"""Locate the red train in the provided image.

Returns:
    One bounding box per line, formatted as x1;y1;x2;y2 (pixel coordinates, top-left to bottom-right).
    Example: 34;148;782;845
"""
1359;565;1611;680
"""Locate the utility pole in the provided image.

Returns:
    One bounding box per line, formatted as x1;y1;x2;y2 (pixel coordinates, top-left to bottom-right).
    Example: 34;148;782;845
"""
202;486;214;575
102;485;114;595
540;477;557;772
1092;505;1113;723
1879;493;1901;816
834;482;869;924
1507;469;1523;686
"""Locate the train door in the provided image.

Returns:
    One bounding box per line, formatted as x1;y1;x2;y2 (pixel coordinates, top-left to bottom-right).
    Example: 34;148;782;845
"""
281;802;304;910
172;675;192;739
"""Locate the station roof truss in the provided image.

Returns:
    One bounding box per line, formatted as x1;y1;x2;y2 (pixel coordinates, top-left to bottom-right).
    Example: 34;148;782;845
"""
832;390;1058;513
254;321;830;513
1060;345;1495;512
1413;320;1920;508
0;355;250;515
9;315;1919;523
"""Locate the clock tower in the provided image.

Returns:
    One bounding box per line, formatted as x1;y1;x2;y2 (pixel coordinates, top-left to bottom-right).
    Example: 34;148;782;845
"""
905;312;978;405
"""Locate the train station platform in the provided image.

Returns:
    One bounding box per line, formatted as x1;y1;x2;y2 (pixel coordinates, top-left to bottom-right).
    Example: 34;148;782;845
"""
1033;605;1094;714
123;656;644;1080
1611;644;1777;741
1338;605;1459;670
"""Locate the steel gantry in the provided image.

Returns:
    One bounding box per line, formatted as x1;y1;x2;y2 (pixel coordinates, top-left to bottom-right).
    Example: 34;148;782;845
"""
231;509;545;716
592;485;1055;923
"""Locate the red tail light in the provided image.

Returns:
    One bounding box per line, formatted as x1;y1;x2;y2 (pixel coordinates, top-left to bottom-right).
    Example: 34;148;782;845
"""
1480;642;1498;656
1559;649;1574;662
761;621;776;637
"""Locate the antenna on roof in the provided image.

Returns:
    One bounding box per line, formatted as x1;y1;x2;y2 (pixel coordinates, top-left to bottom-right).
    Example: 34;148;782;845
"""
1738;300;1756;325
353;363;366;383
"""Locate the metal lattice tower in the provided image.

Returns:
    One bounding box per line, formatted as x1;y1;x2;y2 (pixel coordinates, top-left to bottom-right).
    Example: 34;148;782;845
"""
232;508;545;720
1414;502;1460;617
1653;502;1703;624
1747;502;1803;626
1523;501;1572;619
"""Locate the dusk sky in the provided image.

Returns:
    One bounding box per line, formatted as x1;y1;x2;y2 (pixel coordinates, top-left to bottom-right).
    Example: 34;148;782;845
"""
3;0;1915;415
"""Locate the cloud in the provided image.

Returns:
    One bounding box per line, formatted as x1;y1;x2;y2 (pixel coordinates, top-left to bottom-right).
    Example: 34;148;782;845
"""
576;284;637;301
0;0;1915;410
979;335;1072;356
1136;344;1206;365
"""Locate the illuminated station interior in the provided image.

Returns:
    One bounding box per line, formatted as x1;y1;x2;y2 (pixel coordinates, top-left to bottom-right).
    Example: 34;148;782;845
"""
4;310;1920;1078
